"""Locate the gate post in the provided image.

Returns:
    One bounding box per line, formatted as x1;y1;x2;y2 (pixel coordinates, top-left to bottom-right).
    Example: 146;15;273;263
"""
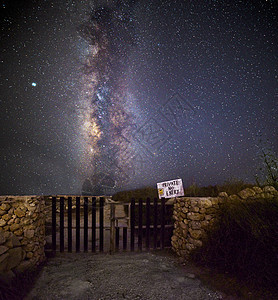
110;203;116;254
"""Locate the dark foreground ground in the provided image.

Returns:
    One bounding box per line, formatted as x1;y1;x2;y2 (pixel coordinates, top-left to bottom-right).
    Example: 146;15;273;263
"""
24;250;228;300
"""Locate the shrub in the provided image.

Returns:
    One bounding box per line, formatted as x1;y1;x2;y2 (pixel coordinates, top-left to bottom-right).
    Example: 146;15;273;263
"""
191;196;278;293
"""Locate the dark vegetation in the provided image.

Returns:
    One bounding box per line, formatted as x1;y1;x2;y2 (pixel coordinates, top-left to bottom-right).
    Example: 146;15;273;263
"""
112;179;254;201
0;264;45;300
191;195;278;298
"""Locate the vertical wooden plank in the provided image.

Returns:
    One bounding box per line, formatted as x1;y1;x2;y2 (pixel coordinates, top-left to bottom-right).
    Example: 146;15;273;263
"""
130;199;135;251
146;198;150;250
110;204;116;254
99;197;104;252
52;197;56;252
116;227;120;250
153;198;158;250
160;197;165;249
123;227;127;251
92;197;96;252
84;197;88;252
138;198;143;251
76;197;80;252
68;197;72;252
60;197;64;252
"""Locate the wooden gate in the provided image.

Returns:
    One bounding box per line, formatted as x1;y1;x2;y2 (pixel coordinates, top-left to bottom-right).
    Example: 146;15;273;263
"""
46;196;174;253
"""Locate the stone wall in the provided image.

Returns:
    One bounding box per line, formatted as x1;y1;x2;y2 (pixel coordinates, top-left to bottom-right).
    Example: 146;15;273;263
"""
0;196;45;280
171;186;278;260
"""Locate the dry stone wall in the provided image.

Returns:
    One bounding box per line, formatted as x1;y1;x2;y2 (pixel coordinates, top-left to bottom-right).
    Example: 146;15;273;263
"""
171;186;278;260
0;196;45;280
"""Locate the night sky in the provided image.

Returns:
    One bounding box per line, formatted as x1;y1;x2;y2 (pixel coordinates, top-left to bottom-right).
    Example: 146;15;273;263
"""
1;0;277;195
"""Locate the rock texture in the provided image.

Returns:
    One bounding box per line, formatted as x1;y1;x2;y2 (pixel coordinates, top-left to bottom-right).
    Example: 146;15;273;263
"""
171;186;278;260
0;196;46;280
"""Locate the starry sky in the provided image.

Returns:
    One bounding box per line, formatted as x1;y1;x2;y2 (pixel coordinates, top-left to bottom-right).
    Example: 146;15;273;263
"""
0;0;277;195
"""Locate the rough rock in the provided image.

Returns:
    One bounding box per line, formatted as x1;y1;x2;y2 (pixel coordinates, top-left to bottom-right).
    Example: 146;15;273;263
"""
238;188;256;199
0;231;6;245
0;246;9;255
6;247;23;271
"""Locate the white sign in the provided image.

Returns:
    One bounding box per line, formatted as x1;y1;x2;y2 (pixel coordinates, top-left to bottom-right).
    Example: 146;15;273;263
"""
157;179;184;199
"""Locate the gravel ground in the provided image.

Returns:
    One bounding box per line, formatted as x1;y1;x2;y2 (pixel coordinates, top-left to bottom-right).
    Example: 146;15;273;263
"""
25;251;226;300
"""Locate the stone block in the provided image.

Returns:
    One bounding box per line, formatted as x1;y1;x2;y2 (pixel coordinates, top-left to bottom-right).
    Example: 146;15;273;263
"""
10;223;21;232
26;251;34;259
6;247;23;271
211;198;219;205
199;198;212;208
0;203;11;211
190;199;198;207
191;221;201;230
24;229;35;239
0;219;6;227
0;246;8;255
238;188;256;199
263;186;277;193
14;229;23;236
182;207;188;213
218;192;228;197
0;252;9;265
189;206;199;213
2;214;12;221
252;186;263;194
228;195;241;201
189;229;203;239
187;212;203;221
0;231;6;245
14;208;25;218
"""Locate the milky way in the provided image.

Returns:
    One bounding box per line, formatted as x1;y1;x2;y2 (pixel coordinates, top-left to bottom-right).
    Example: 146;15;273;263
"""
0;0;277;195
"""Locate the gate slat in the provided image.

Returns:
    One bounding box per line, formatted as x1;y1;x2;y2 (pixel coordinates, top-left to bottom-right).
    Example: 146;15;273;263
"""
84;197;88;252
68;197;72;252
146;198;150;250
76;197;80;252
92;197;96;252
52;197;56;252
60;197;64;252
99;197;104;252
153;198;158;250
138;199;143;251
160;198;165;249
116;227;120;250
123;227;127;250
130;199;135;251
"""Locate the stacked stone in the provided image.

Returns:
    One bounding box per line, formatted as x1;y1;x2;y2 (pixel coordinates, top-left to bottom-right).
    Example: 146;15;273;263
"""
0;196;46;279
171;185;278;261
171;196;224;259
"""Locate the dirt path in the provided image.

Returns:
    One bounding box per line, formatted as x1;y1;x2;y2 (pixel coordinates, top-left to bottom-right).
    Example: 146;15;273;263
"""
25;251;227;300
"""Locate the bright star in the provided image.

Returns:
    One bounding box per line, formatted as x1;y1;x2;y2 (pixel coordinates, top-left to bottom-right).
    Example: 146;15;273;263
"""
32;82;37;86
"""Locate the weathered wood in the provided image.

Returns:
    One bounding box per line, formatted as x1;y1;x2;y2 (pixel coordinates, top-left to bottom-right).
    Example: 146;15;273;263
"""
123;227;127;250
52;197;56;252
130;199;135;251
138;199;143;251
153;198;158;250
92;197;96;252
76;197;80;252
60;197;64;252
110;203;116;254
68;197;72;252
99;197;104;252
84;197;88;252
160;198;165;249
116;227;120;250
146;198;150;250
